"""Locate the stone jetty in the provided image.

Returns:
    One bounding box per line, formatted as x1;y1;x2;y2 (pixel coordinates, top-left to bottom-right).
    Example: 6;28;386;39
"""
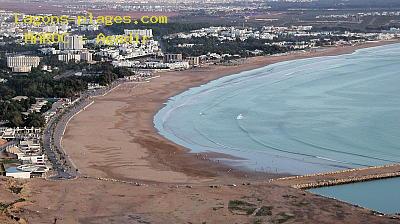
271;164;400;189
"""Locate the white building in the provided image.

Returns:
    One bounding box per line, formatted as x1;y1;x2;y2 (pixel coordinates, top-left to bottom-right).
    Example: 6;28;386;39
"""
19;140;41;154
58;53;81;63
124;29;153;38
39;47;58;55
80;51;93;62
59;35;84;50
167;61;190;70
6;168;31;179
18;154;45;165
187;56;200;67
0;127;41;140
112;60;140;67
96;49;120;59
7;56;40;73
88;83;104;90
164;53;183;63
42;25;59;33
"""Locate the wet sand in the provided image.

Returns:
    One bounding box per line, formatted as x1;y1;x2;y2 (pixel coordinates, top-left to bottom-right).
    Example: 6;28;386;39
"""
2;40;400;224
62;40;400;184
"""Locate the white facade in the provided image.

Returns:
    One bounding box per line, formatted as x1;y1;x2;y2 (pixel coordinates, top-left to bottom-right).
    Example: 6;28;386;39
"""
6;171;31;179
167;61;190;70
58;53;81;63
19;140;41;154
187;56;200;66
7;56;40;73
124;29;153;38
59;35;84;50
18;155;45;164
42;25;59;33
164;54;183;63
88;83;104;90
112;60;140;67
0;127;41;140
80;51;93;62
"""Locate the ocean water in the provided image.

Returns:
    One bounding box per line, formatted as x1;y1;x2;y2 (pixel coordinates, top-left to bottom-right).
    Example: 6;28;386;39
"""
309;177;400;214
154;43;400;175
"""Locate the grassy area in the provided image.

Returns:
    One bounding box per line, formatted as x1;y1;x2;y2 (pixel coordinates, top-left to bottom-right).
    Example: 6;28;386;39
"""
253;219;263;224
273;212;295;224
228;200;257;215
9;186;23;194
0;198;25;212
0;202;9;212
255;206;273;216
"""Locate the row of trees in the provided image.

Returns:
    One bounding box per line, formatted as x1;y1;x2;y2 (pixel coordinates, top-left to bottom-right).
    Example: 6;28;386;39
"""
0;98;46;127
106;22;213;37
0;71;87;100
164;37;289;57
0;61;133;100
0;54;134;127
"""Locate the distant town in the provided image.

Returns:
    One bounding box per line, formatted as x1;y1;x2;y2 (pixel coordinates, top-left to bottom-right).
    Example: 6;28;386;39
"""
0;0;400;180
1;0;400;224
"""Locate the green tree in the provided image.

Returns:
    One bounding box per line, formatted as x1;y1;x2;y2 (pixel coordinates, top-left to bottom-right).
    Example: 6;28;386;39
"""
7;112;24;127
25;113;45;128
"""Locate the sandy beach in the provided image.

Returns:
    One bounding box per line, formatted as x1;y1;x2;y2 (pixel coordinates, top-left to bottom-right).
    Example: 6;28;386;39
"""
2;40;400;224
62;40;400;184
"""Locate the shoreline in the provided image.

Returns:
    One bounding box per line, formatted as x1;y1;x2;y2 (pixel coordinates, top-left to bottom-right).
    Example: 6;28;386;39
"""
1;40;400;224
62;39;400;184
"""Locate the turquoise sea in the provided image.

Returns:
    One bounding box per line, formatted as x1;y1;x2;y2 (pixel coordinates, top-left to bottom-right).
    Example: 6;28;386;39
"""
154;43;400;213
309;177;400;214
155;43;400;174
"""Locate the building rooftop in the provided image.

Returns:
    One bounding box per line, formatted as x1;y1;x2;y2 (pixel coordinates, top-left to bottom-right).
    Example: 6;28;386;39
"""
0;138;7;146
11;96;28;101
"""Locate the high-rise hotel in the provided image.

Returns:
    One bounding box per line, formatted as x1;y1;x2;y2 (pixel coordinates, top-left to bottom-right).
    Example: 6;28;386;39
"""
59;35;84;50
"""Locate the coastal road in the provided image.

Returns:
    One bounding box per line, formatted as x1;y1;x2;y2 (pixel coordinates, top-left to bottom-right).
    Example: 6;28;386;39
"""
42;80;124;180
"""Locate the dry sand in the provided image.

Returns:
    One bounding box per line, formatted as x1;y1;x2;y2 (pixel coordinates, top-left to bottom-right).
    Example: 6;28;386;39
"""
63;40;400;184
15;178;400;224
2;40;400;224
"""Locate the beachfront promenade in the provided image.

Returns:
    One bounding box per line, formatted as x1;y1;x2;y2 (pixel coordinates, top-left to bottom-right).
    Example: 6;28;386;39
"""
43;80;125;179
271;164;400;189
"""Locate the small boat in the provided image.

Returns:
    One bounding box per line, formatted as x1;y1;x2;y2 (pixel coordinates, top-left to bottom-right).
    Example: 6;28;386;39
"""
236;114;244;120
